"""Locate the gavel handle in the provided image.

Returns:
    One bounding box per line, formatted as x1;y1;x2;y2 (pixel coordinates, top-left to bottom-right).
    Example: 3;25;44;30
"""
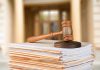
27;31;63;43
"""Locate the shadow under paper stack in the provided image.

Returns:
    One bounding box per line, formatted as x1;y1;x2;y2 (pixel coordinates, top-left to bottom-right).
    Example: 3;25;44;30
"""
8;40;94;70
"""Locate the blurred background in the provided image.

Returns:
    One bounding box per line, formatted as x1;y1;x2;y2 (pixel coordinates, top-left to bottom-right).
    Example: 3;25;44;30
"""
0;0;100;70
0;0;94;43
0;0;95;42
0;0;98;45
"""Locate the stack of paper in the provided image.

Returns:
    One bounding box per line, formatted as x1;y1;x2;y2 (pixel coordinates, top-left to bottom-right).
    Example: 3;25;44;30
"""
8;40;94;70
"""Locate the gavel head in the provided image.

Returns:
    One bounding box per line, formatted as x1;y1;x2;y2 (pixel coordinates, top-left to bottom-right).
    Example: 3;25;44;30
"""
61;20;73;41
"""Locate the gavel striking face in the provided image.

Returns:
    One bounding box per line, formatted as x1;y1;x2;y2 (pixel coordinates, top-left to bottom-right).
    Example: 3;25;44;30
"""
62;20;73;41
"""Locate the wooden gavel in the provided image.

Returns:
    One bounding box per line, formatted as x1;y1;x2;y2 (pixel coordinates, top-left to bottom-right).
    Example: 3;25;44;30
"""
27;20;73;43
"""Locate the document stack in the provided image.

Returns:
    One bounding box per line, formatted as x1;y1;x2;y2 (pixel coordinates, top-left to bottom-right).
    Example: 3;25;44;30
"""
8;40;94;70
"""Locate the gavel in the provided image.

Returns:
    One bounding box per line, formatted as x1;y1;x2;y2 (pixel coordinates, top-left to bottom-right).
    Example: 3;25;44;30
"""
27;20;72;43
27;20;81;48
